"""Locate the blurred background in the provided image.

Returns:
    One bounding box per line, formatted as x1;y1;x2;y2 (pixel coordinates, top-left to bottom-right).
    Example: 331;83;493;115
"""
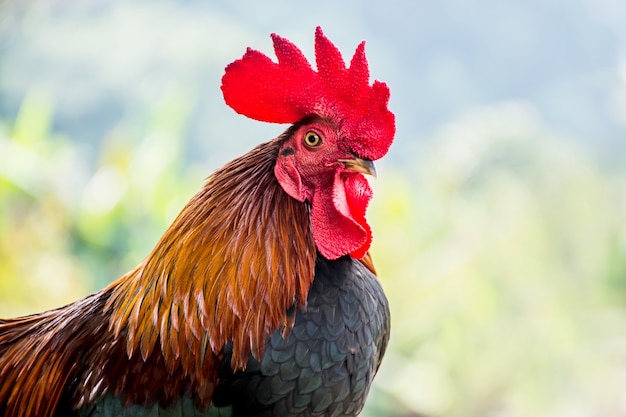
1;0;626;416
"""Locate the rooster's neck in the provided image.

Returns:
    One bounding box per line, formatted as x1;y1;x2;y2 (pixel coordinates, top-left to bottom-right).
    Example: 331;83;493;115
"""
104;138;316;397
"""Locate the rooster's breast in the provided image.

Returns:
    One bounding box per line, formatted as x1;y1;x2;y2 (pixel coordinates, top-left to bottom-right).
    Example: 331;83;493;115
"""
213;255;391;417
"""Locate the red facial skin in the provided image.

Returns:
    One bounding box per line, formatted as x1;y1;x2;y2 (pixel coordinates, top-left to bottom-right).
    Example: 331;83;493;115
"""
274;120;373;260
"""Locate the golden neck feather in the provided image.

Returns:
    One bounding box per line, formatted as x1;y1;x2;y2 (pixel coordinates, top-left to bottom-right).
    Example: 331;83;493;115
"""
104;139;316;373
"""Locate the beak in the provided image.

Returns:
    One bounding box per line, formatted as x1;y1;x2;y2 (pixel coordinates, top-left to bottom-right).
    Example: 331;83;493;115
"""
337;157;377;178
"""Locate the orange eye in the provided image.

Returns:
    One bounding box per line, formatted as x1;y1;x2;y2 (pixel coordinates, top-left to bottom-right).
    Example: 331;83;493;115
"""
303;131;322;148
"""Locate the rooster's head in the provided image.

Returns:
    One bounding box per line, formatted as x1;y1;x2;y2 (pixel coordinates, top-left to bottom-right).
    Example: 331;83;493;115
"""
221;27;395;260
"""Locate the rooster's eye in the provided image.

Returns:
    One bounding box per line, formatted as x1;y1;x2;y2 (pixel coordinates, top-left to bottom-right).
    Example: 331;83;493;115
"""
303;131;322;148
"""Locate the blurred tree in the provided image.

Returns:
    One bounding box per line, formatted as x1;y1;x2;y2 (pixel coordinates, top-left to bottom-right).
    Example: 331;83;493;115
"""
365;103;626;417
0;86;201;316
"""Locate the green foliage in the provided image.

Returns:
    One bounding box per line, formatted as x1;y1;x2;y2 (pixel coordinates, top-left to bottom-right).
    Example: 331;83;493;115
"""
0;86;201;315
1;94;625;416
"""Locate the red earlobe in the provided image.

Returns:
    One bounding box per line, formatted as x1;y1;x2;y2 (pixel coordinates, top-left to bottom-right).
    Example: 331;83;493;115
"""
274;157;306;202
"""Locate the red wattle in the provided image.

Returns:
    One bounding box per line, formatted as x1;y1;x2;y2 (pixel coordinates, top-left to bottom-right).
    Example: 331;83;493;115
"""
309;172;372;260
342;174;373;259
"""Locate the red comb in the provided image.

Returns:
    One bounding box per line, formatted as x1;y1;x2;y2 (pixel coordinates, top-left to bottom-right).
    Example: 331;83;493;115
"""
221;27;395;160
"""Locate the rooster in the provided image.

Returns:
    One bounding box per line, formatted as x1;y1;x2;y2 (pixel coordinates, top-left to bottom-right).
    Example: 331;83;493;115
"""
0;27;394;417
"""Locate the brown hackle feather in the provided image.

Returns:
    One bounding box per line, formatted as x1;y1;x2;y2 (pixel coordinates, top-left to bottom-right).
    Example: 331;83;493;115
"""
100;136;317;408
359;251;377;275
0;294;111;417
